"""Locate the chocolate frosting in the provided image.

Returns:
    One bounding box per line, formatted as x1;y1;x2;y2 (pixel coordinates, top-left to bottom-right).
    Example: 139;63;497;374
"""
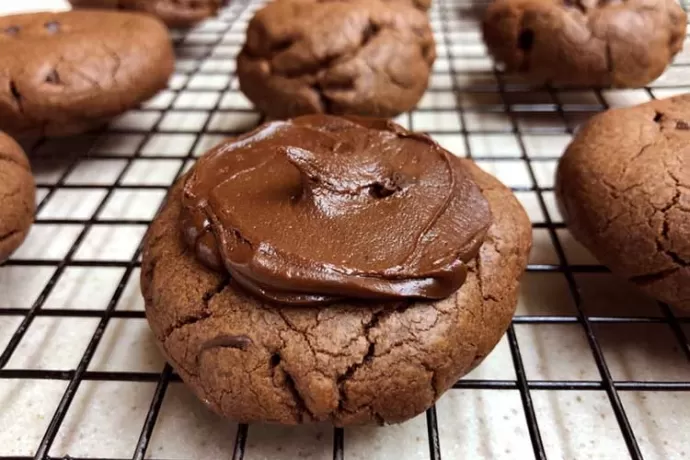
181;115;492;305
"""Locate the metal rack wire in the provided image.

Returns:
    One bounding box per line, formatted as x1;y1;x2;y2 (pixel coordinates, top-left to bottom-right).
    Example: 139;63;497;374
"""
1;0;690;458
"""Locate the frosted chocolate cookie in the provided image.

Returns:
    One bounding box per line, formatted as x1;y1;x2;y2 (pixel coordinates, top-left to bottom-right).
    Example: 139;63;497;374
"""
0;11;174;137
68;0;225;28
0;132;34;262
141;115;532;425
556;94;690;310
237;0;436;119
482;0;686;87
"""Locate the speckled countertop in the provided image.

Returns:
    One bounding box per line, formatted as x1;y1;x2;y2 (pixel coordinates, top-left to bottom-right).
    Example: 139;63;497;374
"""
1;1;690;459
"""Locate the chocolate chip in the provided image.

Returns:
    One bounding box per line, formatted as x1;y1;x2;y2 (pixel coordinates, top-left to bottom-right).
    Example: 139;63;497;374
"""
654;111;663;122
517;29;534;51
676;120;689;130
200;334;253;352
4;26;20;36
44;21;60;34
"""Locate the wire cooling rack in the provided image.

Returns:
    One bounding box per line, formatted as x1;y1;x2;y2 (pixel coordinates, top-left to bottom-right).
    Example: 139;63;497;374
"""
1;0;690;459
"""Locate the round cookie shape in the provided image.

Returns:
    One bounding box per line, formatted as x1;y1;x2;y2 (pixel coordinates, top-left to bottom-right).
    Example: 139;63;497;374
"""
141;139;531;425
556;94;690;310
482;0;687;87
237;0;436;119
0;132;35;262
0;11;175;137
68;0;225;28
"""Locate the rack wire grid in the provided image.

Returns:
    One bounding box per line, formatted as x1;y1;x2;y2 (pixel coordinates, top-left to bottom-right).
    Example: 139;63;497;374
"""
1;0;690;459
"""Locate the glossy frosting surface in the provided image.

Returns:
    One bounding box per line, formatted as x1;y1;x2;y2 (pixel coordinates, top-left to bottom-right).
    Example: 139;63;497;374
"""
181;115;491;305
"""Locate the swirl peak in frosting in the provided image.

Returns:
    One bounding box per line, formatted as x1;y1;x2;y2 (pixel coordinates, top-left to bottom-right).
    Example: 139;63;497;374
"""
181;115;492;305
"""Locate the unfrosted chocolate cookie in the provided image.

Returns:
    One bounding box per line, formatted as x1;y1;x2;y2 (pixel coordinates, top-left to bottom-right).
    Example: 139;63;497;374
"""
556;94;690;310
237;0;436;119
68;0;225;27
0;132;34;262
141;116;532;425
482;0;687;87
0;11;174;137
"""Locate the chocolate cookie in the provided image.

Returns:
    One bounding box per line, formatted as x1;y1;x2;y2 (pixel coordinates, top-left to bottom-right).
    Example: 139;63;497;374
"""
482;0;687;87
141;116;532;425
0;11;175;137
0;132;34;262
386;0;432;10
237;0;436;119
408;0;432;10
68;0;224;28
556;94;690;310
284;0;432;11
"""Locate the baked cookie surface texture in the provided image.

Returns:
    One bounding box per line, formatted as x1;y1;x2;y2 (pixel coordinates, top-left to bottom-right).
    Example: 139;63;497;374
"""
482;0;687;87
282;0;433;11
0;132;34;262
0;11;175;137
557;94;690;310
68;0;225;27
237;0;436;119
141;115;532;425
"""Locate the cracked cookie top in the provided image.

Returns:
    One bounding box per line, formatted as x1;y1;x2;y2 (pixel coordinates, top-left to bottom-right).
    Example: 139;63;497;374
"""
280;0;433;11
181;115;492;305
237;0;436;119
556;94;690;309
0;11;174;137
482;0;687;87
68;0;225;27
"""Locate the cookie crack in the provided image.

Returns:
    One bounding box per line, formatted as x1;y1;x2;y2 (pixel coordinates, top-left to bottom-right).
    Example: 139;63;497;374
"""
0;152;28;170
360;21;381;48
659;238;690;267
62;61;104;90
656;215;690;267
629;267;681;286
162;276;230;338
662;249;689;267
9;80;23;114
620;141;656;178
654;164;690;267
307;330;365;358
283;366;315;423
101;41;122;81
604;40;614;75
420;361;439;402
332;308;386;418
0;228;20;243
312;84;334;113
